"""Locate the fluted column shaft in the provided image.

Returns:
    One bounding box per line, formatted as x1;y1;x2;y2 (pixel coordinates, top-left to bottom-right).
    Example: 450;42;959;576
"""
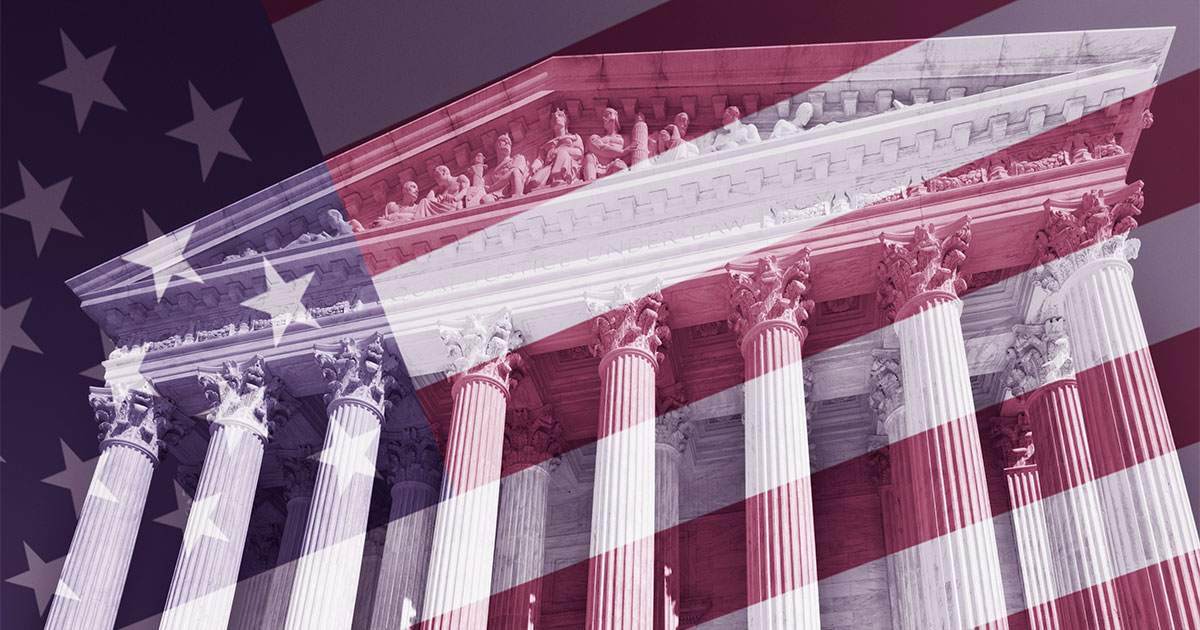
1027;380;1123;630
228;556;276;630
262;495;312;629
285;397;384;630
1061;258;1200;628
585;348;656;630
490;463;553;630
741;320;819;629
1005;465;1061;630
161;423;266;630
372;480;439;630
45;444;155;630
423;373;509;628
655;442;682;630
892;293;1008;630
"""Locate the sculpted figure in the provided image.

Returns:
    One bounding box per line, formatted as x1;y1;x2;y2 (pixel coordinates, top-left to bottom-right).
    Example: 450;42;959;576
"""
583;107;632;180
528;108;584;190
708;106;761;152
654;123;699;162
769;102;814;140
421;164;471;215
483;133;530;199
463;152;491;208
289;207;356;245
674;111;690;137
349;181;425;232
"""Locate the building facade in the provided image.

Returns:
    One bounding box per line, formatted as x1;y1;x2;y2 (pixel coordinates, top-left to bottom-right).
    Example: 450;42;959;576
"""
51;28;1198;630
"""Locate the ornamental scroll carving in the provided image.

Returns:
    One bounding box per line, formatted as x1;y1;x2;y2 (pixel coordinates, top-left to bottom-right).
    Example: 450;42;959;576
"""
726;250;816;346
439;310;525;391
503;405;566;474
199;355;289;441
275;445;319;501
876;217;971;321
315;333;401;410
587;285;670;362
1005;309;1073;397
989;413;1035;469
382;427;443;488
1032;182;1144;293
867;352;903;436
656;404;695;455
89;384;186;461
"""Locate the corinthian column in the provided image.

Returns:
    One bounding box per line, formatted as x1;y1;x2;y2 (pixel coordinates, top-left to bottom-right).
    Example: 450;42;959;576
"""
876;217;1009;630
370;428;442;630
228;523;282;630
44;384;185;630
1035;184;1200;628
726;252;820;630
584;287;669;630
422;311;523;629
989;413;1060;630
654;405;693;630
286;333;398;630
1006;316;1122;630
261;447;317;629
490;405;565;630
161;356;288;630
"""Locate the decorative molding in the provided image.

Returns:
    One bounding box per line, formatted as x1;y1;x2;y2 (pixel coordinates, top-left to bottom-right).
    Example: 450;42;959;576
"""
198;355;289;442
726;251;816;347
587;284;670;363
503;405;566;474
88;385;185;463
876;216;972;321
381;427;443;488
315;332;400;411
1032;182;1144;292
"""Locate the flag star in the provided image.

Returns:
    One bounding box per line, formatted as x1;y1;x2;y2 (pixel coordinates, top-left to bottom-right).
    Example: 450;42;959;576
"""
182;493;229;555
166;82;250;181
42;440;98;518
316;421;380;495
87;457;120;504
121;215;203;301
2;298;43;370
240;258;318;347
4;543;68;613
0;163;82;256
38;30;125;131
153;479;193;532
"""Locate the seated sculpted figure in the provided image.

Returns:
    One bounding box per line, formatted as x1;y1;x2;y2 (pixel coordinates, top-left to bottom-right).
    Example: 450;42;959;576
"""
708;106;762;152
289;207;356;246
528;108;584;190
419;164;471;216
654;123;699;162
583;107;632;180
352;181;423;232
769;102;814;140
483;133;530;199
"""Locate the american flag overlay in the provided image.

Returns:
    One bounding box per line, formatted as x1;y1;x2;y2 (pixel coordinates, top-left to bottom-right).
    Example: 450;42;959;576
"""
2;1;1198;630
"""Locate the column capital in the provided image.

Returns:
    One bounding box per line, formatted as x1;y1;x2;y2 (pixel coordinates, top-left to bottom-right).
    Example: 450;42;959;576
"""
243;522;283;574
586;284;670;367
315;332;400;413
1032;181;1144;293
440;309;524;396
503;405;566;474
655;406;695;455
89;383;186;464
725;250;815;351
274;445;319;501
199;355;289;443
988;412;1035;470
1006;309;1074;397
867;351;904;436
381;427;443;488
876;216;972;321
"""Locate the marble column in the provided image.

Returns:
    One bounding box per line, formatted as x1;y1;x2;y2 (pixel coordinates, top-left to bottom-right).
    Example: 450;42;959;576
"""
654;405;693;630
371;428;443;630
1035;185;1200;628
584;287;668;630
877;217;1009;630
351;527;388;630
261;447;317;629
44;384;185;630
726;252;820;629
490;406;565;630
228;523;282;630
867;352;907;630
422;311;523;629
161;356;288;630
1006;317;1123;629
286;333;398;630
991;413;1060;630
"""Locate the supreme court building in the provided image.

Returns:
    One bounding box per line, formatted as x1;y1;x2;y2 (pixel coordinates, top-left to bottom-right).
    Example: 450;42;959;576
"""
50;27;1199;630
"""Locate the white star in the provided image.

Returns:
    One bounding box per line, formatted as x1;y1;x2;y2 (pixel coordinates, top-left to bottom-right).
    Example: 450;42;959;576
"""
153;479;193;532
38;30;125;131
2;298;43;370
4;543;68;613
0;163;82;256
166;82;249;181
316;421;380;495
240;259;318;347
86;456;119;504
182;492;229;555
42;440;98;518
122;214;202;301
